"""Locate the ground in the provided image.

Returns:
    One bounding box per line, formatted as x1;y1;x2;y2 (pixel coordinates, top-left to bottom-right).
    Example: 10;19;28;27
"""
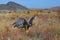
0;11;60;40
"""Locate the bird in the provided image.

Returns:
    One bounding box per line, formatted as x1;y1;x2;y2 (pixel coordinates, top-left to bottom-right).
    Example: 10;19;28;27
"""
12;16;35;32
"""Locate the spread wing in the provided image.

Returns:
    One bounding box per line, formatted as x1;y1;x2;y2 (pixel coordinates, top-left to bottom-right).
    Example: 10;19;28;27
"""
29;16;35;25
13;18;26;27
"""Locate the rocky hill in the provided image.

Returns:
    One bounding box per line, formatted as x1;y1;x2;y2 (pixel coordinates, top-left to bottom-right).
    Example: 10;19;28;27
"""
49;6;60;11
0;1;30;11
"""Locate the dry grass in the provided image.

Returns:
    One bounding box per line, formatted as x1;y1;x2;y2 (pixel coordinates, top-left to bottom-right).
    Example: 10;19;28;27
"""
0;12;60;40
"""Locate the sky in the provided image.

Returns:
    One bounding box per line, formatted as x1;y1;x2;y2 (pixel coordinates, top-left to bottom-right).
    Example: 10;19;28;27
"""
0;0;60;9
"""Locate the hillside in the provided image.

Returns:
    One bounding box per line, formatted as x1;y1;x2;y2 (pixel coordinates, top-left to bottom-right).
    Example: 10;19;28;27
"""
49;6;60;11
0;1;29;11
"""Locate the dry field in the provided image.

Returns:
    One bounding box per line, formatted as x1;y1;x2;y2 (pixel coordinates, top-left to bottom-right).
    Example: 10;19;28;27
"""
0;11;60;40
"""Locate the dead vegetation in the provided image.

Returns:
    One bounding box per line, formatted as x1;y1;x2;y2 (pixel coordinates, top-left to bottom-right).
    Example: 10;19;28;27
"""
0;11;60;40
